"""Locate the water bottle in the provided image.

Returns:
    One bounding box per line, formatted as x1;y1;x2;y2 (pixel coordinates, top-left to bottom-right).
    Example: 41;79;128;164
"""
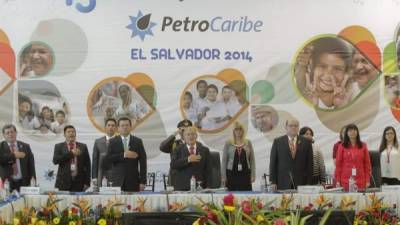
4;179;10;197
30;177;36;187
348;176;357;192
190;176;196;192
102;176;108;187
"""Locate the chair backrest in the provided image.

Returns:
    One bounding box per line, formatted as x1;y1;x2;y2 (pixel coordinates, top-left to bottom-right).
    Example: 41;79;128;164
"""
207;151;221;188
369;150;381;187
144;172;156;192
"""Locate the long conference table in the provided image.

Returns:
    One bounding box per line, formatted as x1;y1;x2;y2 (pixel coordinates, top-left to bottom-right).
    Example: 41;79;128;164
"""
1;191;400;223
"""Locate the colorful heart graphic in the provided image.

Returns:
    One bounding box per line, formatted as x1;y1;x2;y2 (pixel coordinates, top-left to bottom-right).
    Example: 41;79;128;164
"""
292;26;381;132
87;72;156;132
0;30;15;96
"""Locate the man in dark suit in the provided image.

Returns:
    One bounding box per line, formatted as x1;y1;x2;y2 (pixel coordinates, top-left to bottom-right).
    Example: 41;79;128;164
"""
92;118;117;187
269;119;313;191
171;126;211;191
106;117;147;192
0;124;36;191
53;125;91;192
159;119;192;185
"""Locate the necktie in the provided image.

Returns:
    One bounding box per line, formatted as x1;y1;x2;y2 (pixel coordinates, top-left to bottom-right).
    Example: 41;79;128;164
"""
289;138;296;159
189;146;195;155
10;143;18;175
69;142;76;164
123;137;128;150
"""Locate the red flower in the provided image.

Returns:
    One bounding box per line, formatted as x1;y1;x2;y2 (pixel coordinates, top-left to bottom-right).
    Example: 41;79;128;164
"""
127;204;132;210
327;203;333;208
42;208;49;216
304;206;311;211
257;202;263;209
308;203;314;208
71;207;79;214
207;211;218;223
274;218;286;225
223;193;234;206
241;201;252;214
63;209;68;216
383;212;390;221
372;211;380;218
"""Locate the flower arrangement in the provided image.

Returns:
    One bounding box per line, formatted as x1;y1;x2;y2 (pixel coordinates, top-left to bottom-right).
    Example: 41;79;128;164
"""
354;194;399;225
192;193;333;225
7;194;128;225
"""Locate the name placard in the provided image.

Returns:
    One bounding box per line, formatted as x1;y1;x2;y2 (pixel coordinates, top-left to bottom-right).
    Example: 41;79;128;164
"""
20;187;40;195
381;185;400;192
297;186;323;194
99;187;121;194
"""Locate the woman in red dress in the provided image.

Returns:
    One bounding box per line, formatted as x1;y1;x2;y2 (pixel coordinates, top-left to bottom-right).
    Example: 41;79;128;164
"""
335;124;371;191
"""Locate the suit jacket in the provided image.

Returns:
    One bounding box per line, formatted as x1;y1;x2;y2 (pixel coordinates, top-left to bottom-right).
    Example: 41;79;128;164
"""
0;141;36;186
170;141;211;191
106;135;147;192
269;135;313;190
159;135;184;158
53;142;91;191
92;136;112;186
159;135;185;185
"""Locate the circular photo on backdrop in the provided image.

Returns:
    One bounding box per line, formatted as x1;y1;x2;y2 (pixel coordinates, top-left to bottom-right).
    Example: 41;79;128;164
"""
18;80;69;141
384;74;400;109
19;41;55;78
294;36;379;110
251;105;278;133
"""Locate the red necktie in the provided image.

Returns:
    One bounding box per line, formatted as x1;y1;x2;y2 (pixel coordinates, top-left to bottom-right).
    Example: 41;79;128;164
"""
69;142;76;164
189;146;195;155
10;143;18;175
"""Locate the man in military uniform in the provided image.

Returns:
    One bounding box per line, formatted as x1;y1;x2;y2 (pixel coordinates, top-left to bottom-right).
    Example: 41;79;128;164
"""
159;119;193;186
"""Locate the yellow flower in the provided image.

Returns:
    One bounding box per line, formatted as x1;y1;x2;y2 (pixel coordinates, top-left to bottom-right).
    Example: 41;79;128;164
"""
315;194;326;206
256;214;265;222
363;221;367;225
30;218;38;225
53;217;60;225
223;205;235;212
192;219;200;225
13;218;19;225
69;221;76;225
97;219;107;225
37;220;46;225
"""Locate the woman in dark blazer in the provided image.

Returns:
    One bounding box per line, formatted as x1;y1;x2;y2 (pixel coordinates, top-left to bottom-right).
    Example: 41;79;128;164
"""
221;122;255;191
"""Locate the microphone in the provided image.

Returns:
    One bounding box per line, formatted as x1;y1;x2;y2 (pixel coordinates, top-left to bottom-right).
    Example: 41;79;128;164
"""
289;171;296;190
370;172;377;188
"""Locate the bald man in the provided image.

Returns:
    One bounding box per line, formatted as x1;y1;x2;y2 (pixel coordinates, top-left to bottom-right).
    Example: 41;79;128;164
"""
269;119;313;191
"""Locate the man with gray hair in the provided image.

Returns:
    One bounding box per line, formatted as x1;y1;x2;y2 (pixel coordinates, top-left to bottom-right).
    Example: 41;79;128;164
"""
269;119;313;191
0;124;36;191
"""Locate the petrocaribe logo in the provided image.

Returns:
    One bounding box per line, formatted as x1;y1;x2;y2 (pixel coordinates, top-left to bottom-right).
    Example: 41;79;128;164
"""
126;11;157;41
65;0;96;13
